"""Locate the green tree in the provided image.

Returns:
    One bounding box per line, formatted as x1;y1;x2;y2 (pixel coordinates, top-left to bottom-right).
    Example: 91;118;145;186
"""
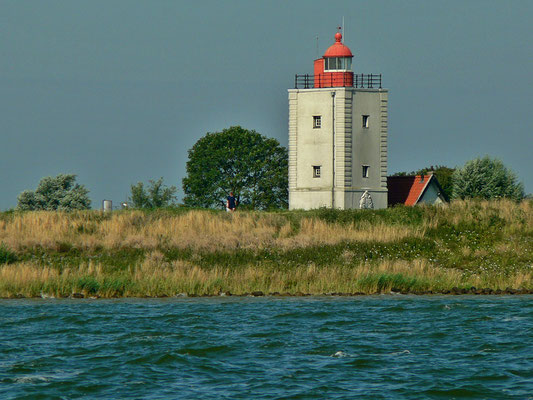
17;174;91;211
392;165;455;200
182;126;288;210
129;177;177;208
452;156;524;201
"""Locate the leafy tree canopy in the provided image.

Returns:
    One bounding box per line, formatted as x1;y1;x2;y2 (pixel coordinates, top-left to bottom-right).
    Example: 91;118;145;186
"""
182;126;288;210
129;177;177;208
391;165;455;200
17;174;91;211
452;156;524;201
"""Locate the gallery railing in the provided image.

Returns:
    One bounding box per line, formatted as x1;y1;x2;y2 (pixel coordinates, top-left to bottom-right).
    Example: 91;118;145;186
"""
294;73;382;89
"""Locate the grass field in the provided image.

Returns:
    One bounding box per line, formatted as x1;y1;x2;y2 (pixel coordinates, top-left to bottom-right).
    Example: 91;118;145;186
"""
0;199;532;297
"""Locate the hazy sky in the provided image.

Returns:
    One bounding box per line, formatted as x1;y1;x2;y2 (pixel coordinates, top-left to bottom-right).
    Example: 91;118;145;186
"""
1;0;532;209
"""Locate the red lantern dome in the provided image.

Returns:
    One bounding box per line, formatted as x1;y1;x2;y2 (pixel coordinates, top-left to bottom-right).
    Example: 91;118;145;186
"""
323;32;353;58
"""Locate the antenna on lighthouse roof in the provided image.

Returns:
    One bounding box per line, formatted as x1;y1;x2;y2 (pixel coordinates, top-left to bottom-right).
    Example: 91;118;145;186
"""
342;16;345;43
315;35;319;59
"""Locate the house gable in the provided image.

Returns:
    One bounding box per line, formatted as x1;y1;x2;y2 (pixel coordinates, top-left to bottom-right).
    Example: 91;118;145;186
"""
387;175;447;206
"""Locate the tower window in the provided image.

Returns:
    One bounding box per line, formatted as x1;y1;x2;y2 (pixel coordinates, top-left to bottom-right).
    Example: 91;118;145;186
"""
362;165;370;178
313;116;321;129
362;115;369;128
313;166;321;178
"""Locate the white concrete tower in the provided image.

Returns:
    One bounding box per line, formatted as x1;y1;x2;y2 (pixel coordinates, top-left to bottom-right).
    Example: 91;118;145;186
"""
288;31;388;209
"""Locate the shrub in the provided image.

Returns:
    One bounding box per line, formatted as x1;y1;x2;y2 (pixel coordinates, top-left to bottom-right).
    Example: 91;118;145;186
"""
129;177;177;209
0;244;17;264
452;156;524;201
17;174;91;211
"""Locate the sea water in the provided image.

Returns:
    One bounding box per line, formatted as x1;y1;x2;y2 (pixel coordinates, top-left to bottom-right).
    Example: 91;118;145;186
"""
1;296;532;399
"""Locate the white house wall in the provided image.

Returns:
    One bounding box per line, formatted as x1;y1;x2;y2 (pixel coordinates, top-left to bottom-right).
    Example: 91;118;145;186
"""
419;182;446;205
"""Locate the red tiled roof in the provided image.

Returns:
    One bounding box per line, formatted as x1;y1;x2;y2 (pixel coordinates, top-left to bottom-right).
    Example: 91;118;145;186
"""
387;175;433;206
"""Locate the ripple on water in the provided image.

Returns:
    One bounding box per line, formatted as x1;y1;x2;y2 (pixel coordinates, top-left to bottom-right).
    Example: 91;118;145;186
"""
0;296;531;399
176;344;234;358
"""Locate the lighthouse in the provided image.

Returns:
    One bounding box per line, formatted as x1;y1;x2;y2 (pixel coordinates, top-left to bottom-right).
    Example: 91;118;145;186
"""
288;31;388;209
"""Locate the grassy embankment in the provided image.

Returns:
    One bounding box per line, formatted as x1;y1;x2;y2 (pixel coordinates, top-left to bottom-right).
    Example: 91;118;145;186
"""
0;199;532;298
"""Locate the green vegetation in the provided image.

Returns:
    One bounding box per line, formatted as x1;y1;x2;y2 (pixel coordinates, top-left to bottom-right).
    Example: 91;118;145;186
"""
17;174;91;211
0;199;531;298
452;156;525;201
129;177;178;208
182;126;288;210
0;243;17;264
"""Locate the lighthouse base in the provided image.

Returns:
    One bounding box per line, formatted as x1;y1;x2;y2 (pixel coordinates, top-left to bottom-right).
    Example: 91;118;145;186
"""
289;188;387;210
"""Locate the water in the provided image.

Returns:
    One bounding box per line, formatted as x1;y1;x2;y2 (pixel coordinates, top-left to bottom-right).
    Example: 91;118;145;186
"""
1;296;532;399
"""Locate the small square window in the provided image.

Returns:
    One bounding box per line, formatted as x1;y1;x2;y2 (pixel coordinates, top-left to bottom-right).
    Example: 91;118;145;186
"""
313;166;321;178
313;116;321;129
362;115;369;128
362;165;370;178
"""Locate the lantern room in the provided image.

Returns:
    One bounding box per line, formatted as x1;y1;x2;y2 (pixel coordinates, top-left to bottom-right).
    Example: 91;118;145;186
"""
314;32;354;88
314;32;353;88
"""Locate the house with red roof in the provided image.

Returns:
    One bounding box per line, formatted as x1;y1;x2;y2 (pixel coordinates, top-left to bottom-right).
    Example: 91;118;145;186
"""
387;174;448;206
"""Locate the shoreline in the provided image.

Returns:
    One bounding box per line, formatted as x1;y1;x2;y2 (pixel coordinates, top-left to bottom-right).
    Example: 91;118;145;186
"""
3;287;533;300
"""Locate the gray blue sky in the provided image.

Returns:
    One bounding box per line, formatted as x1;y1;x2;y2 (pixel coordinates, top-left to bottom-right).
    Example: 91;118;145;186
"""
1;0;532;209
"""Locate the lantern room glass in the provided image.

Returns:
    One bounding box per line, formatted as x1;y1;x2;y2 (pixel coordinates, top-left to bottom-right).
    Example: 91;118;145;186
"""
325;57;352;71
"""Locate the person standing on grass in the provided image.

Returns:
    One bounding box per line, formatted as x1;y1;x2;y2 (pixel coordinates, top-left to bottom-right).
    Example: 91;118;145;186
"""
226;192;237;212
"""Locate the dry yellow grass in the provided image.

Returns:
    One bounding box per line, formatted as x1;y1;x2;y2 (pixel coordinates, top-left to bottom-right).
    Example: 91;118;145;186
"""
0;209;420;252
1;257;531;298
277;219;422;248
424;199;533;234
1;200;531;297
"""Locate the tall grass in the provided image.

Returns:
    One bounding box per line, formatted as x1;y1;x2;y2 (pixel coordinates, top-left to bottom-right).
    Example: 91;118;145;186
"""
1;258;530;298
0;199;531;297
0;209;420;252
